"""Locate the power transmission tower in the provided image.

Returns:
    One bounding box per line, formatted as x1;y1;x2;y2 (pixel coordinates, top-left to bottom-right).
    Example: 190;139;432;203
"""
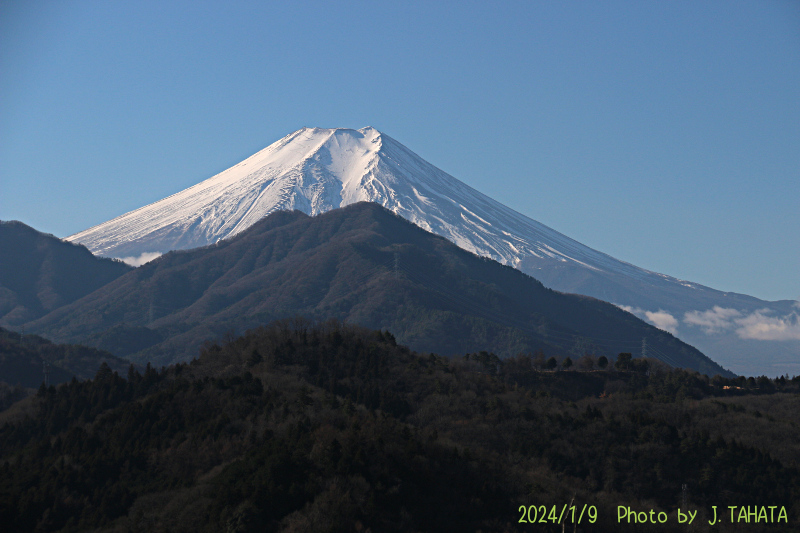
43;361;50;388
642;337;647;359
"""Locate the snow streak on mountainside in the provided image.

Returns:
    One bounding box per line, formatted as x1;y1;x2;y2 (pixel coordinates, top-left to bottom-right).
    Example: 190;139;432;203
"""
68;127;646;278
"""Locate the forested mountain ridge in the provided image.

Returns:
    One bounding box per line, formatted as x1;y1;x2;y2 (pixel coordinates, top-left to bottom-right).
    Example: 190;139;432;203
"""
0;221;132;326
29;203;729;376
0;327;132;389
0;320;797;532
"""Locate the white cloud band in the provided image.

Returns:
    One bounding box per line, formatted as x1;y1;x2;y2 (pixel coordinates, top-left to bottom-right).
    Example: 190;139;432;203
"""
619;303;800;341
118;251;162;267
618;305;679;335
684;305;800;341
644;310;679;335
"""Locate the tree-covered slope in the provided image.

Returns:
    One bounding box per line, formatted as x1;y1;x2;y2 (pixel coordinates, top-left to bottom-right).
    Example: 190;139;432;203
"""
30;203;729;376
0;327;132;389
0;221;132;326
0;320;797;532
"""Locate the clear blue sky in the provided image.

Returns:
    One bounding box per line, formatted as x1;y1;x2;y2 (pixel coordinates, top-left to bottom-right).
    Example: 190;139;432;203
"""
1;0;798;301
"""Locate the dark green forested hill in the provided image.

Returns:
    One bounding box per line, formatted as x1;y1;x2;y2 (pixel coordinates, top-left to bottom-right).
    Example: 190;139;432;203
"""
0;327;132;389
27;203;729;376
0;220;132;326
0;320;797;532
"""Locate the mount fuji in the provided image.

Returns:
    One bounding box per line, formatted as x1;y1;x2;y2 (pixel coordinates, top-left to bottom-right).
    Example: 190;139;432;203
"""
67;127;799;376
67;127;622;271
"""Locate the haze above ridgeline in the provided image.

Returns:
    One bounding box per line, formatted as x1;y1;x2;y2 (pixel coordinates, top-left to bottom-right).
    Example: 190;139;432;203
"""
65;127;797;377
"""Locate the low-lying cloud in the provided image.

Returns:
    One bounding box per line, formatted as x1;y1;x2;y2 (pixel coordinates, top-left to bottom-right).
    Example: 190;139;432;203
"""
119;252;162;267
734;309;800;341
618;305;679;335
684;305;800;341
683;306;743;334
618;303;800;341
644;310;679;335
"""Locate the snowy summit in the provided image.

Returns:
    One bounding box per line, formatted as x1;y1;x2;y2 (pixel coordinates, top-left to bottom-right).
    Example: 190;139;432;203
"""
67;127;624;274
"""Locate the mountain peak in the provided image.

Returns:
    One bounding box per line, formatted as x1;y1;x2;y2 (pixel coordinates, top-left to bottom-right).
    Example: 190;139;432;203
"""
65;126;619;272
60;126;796;375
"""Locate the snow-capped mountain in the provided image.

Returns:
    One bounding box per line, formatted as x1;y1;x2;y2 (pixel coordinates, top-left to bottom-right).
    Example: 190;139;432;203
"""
67;127;628;272
67;127;799;376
